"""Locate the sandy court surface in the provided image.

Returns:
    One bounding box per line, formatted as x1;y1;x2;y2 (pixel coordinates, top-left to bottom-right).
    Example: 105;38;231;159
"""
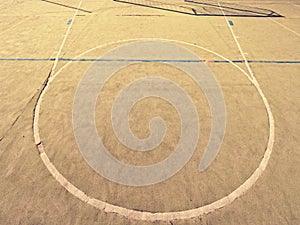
0;0;299;224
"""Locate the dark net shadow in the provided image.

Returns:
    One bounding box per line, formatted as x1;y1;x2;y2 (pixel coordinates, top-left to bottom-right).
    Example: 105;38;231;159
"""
113;0;198;16
41;0;92;14
113;0;282;17
185;0;282;17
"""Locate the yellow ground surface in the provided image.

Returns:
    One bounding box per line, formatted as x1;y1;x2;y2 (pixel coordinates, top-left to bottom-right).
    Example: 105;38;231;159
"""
0;0;299;224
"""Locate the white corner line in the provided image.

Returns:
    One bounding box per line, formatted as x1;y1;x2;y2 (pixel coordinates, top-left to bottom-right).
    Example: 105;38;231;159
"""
269;18;300;37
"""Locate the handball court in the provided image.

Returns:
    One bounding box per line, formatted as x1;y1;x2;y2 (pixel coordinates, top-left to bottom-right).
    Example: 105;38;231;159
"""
0;0;299;224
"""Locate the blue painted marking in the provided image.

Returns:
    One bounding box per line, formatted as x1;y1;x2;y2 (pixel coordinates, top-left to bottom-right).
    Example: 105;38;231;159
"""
57;58;205;63
0;58;299;64
228;20;234;26
0;58;55;61
247;60;300;64
67;19;72;25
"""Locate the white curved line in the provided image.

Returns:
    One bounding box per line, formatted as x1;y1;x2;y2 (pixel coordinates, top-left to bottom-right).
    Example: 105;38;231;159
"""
33;38;275;222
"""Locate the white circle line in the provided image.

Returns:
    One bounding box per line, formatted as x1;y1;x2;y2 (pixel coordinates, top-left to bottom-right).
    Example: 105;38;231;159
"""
33;38;275;222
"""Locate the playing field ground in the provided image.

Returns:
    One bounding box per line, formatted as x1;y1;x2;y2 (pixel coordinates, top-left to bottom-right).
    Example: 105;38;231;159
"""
0;0;299;224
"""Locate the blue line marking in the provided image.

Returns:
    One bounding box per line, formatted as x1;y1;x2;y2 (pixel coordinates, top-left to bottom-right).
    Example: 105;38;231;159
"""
0;58;299;64
57;58;206;63
0;58;55;61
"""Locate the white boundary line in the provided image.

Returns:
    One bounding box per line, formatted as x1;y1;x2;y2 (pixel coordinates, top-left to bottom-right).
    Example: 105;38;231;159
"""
217;2;255;80
33;0;83;144
49;0;83;77
33;38;275;222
